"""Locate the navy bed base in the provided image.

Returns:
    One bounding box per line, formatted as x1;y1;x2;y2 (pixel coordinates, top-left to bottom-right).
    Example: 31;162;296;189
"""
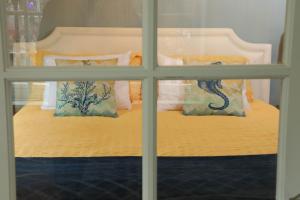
16;155;276;200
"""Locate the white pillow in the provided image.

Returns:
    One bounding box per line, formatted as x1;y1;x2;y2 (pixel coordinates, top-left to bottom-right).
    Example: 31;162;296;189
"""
41;52;132;110
242;80;251;110
157;54;184;111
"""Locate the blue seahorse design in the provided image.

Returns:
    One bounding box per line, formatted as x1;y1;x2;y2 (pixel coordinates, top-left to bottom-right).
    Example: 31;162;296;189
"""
197;80;230;110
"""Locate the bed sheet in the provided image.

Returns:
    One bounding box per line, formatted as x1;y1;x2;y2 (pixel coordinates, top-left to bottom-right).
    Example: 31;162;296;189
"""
14;100;279;157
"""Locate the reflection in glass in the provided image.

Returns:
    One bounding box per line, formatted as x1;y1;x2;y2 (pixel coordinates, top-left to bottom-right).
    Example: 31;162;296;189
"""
6;0;48;65
157;79;280;199
5;0;143;67
157;0;286;64
13;80;142;200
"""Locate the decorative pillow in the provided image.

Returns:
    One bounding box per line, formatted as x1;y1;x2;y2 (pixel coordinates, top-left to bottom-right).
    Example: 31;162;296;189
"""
130;81;142;104
182;56;251;110
246;80;254;102
129;53;142;103
41;52;131;110
55;80;117;117
183;79;245;116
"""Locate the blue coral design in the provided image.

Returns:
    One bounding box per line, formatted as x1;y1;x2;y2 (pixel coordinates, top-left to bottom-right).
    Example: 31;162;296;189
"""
58;81;111;115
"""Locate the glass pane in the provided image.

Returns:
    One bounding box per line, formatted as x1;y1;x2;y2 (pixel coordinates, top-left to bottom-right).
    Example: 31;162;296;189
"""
5;0;142;67
157;78;281;199
157;0;286;65
13;80;143;199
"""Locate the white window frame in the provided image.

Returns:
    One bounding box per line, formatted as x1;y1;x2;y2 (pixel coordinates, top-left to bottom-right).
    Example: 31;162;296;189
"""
0;0;300;200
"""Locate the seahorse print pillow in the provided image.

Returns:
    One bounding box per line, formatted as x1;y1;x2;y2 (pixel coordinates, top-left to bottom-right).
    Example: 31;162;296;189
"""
183;80;245;116
55;80;118;117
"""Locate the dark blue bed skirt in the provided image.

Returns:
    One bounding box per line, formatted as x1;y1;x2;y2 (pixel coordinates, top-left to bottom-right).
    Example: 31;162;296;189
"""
16;155;276;200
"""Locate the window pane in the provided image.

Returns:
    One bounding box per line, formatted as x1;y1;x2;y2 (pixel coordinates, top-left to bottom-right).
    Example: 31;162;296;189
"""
157;0;286;65
156;78;281;199
5;0;142;67
12;80;143;200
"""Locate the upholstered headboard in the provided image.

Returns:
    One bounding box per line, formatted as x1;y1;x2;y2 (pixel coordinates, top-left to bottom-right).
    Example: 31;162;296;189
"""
15;27;272;103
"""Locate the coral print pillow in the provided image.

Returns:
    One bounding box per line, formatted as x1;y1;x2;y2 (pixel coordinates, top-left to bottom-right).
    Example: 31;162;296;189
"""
55;80;118;117
183;79;245;116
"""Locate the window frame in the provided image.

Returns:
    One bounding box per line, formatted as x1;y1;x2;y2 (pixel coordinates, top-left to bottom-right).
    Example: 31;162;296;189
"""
0;0;300;199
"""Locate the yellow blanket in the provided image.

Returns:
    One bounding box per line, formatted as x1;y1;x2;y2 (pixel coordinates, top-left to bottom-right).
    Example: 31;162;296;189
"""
14;100;279;157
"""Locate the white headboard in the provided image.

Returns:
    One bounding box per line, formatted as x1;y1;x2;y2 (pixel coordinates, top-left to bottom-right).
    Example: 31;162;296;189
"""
17;27;272;103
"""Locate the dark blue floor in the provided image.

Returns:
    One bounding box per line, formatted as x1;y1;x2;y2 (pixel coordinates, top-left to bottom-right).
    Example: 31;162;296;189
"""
16;155;276;200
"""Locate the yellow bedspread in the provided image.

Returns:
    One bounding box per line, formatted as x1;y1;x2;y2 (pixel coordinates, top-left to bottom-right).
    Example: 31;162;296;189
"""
14;100;279;157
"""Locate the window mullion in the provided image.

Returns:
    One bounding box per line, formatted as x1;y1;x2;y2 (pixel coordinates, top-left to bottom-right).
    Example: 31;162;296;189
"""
142;0;157;199
142;0;157;69
3;67;148;81
281;0;300;198
0;80;10;200
142;77;157;200
0;79;16;200
0;0;7;72
282;0;297;66
154;64;290;80
0;2;14;200
0;0;10;70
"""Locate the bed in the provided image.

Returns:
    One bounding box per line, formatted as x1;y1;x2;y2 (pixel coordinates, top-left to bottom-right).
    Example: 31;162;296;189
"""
14;28;278;200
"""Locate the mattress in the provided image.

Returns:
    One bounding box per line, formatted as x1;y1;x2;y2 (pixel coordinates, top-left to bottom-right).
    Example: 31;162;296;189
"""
14;100;279;157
